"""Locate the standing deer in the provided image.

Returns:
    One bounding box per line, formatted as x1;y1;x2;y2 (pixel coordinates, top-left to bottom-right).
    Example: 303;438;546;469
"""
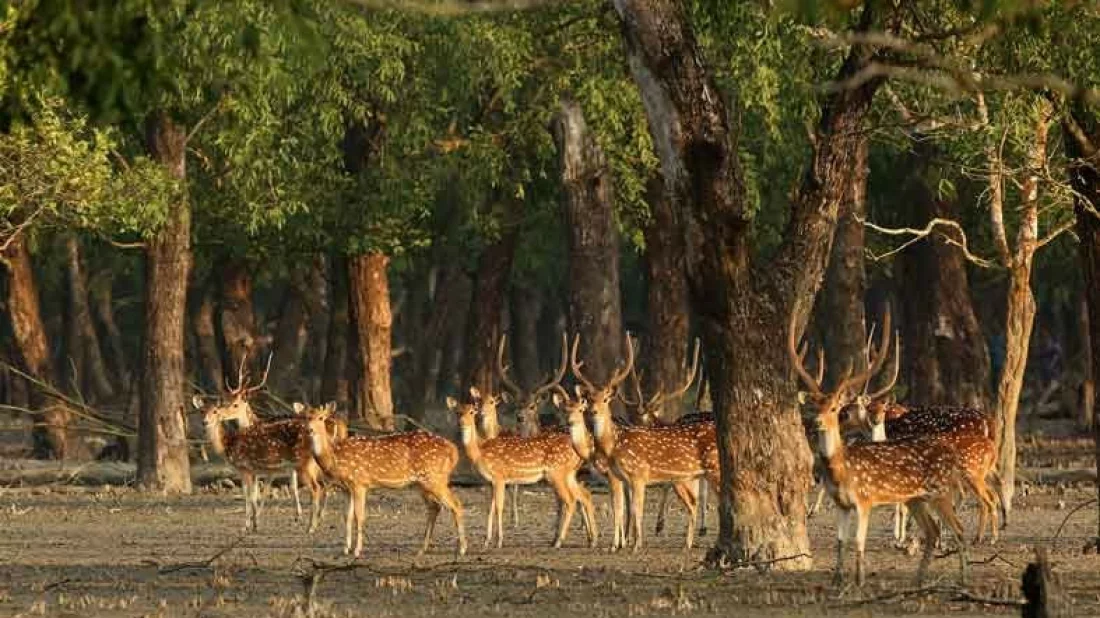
303;402;467;557
619;338;710;539
447;396;597;549
790;307;972;586
573;334;717;552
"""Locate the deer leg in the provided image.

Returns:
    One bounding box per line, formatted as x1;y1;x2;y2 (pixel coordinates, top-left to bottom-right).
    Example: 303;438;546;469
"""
352;486;369;558
608;475;626;551
511;484;519;530
698;478;709;537
303;464;323;534
484;481;497;548
567;473;598;548
291;470;302;523
808;485;827;518
908;500;939;586
630;479;648;554
932;494;969;586
494;481;507;549
671;481;698;550
549;475;575;548
854;505;871;587
434;483;467;557
419;490;442;556
240;471;256;532
893;503;909;546
344;489;356;555
655;485;671;536
833;508;851;586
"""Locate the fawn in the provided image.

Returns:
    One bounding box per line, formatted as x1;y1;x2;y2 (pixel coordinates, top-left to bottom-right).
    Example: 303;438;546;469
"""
303;403;467;557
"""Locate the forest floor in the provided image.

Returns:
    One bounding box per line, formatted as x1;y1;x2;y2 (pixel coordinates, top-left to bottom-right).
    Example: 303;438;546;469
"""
0;415;1097;617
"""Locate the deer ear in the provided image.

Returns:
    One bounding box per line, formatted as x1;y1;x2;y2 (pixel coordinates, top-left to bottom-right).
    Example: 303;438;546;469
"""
292;402;305;415
446;396;458;411
191;395;204;410
499;391;511;404
552;392;563;407
468;386;481;400
324;401;337;413
797;391;810;405
574;384;584;398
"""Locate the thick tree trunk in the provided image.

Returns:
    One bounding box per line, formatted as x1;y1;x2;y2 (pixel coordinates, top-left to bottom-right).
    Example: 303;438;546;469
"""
818;140;869;387
510;284;543;390
269;266;311;397
192;281;224;394
90;273;130;386
218;260;257;377
347;253;394;430
1064;107;1100;546
462;211;519;396
614;0;886;568
302;256;329;402
552;97;624;390
640;174;690;419
896;148;990;409
137;111;192;493
321;255;350;408
1;235;67;458
64;236;114;401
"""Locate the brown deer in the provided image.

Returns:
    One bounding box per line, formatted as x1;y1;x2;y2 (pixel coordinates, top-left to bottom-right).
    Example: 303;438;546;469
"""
303;402;467;558
447;396;597;549
618;338;710;539
573;334;717;552
790;307;972;586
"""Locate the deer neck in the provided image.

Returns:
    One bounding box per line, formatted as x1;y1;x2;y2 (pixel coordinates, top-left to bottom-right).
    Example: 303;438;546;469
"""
567;417;593;460
591;408;617;457
309;429;340;474
870;422;886;442
205;421;228;457
817;421;850;490
459;422;483;465
479;408;501;440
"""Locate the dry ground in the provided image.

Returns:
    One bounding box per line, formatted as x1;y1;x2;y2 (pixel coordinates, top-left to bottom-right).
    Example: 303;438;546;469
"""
0;419;1098;617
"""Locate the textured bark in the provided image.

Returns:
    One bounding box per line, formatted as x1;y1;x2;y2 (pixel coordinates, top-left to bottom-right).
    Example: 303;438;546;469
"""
818;139;869;387
321;254;350;407
552;97;623;390
302;256;330;402
462;211;519;397
640;174;690;419
64;236;114;401
510;284;543;390
347;253;394;430
1064;107;1100;545
218;260;257;377
137;111;192;493
613;0;887;568
192;281;224;394
269;266;311;397
896;146;990;409
90;274;129;386
1;235;67;458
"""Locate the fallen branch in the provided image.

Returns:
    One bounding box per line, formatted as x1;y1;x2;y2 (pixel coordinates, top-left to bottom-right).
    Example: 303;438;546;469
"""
147;535;246;574
1053;498;1098;540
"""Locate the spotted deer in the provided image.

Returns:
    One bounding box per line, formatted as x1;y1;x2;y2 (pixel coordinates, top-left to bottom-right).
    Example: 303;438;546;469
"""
791;307;972;586
618;338;710;539
573;334;717;552
303;403;467;557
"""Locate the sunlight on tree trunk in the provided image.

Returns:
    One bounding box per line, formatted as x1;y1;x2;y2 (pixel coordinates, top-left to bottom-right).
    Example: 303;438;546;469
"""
348;252;394;430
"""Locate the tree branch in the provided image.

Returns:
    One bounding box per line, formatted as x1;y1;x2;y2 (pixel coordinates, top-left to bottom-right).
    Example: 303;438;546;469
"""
859;216;997;268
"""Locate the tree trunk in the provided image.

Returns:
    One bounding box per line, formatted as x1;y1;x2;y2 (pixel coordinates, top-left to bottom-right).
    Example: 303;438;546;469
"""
994;101;1050;518
1080;297;1095;430
192;280;224;394
90;273;130;386
817;140;869;387
137;111;192;493
895;147;990;409
640;174;690;419
438;270;473;401
510;284;543;390
321;254;350;408
218;260;257;378
269;266;311;397
1;235;67;458
613;0;888;568
347;253;394;430
552;97;623;390
64;236;114;401
1064;106;1100;546
462;211;519;396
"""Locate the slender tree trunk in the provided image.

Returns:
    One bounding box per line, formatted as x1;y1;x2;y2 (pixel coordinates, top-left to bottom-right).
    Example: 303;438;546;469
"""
1081;297;1095;430
640;174;690;419
1;235;68;458
510;284;543;390
462;210;519;396
90;273;129;386
347;253;394;430
137;111;192;493
192;281;224;394
896;146;990;409
269;266;311;397
552;97;624;390
218;260;257;378
64;236;114;401
1064;107;1100;546
994;101;1051;518
321;255;350;408
818;140;869;387
614;0;888;567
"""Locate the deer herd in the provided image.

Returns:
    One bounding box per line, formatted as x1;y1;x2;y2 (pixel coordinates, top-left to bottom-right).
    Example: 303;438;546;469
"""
190;306;1004;587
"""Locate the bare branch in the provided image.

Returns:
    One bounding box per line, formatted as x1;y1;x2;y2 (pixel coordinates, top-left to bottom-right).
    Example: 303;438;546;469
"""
0;206;46;253
107;239;147;250
1036;220;1076;249
859;216;997;268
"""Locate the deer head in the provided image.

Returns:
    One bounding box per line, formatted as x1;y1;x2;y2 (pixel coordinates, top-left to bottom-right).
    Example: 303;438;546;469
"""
789;306;893;435
620;338;701;425
570;332;635;418
301;401;338;458
498;332;569;431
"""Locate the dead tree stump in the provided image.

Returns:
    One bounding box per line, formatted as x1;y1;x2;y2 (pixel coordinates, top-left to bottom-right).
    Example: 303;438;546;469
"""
1021;549;1069;618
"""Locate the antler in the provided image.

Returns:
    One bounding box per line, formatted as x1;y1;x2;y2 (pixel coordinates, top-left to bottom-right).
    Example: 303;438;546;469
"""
665;338;701;401
867;330;900;399
609;333;635;390
242;352;273;396
532;332;570;400
496;334;523;397
570;334;598;394
836;306;892;395
788;310;824;396
618;336;645;407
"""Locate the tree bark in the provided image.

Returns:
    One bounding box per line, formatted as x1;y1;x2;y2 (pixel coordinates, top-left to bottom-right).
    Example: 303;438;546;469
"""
895;146;991;409
64;236;114;401
347;253;394;430
438;271;473;401
1064;106;1100;546
817;139;869;387
137;111;193;493
321;254;350;407
89;273;130;387
218;259;257;378
613;0;888;568
640;174;690;419
510;283;543;390
552;97;624;390
1;235;68;458
462;210;519;396
269;266;312;397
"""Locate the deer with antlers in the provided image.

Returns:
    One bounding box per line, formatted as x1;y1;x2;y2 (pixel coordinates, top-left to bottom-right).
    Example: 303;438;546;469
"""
448;395;597;549
791;307;973;586
618;338;711;539
572;334;717;552
303;402;467;557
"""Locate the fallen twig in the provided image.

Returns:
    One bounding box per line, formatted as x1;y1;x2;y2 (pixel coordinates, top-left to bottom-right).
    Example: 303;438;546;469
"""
1053;498;1098;540
147;535;246;574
